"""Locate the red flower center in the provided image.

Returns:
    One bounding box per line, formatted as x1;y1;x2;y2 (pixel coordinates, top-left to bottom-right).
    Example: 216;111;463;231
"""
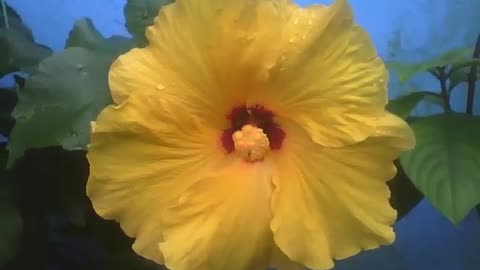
221;105;286;153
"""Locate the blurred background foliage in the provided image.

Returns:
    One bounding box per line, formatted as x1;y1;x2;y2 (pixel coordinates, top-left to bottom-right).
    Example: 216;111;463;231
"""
0;0;480;270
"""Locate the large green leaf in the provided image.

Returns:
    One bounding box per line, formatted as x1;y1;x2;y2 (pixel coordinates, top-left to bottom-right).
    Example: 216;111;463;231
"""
387;48;474;83
6;47;114;167
0;4;51;76
400;113;480;224
124;0;174;46
66;17;134;56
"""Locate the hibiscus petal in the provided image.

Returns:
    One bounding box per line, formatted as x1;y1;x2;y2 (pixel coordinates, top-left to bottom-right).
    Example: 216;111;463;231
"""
270;113;414;269
159;159;274;270
86;90;222;263
143;0;299;127
249;0;388;148
108;47;173;105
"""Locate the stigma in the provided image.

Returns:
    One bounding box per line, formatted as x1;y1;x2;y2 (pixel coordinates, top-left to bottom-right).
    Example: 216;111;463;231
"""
232;124;270;162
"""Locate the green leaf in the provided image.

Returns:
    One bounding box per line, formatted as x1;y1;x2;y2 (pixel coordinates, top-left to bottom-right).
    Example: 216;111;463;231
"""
448;64;480;90
387;48;474;83
124;0;174;46
400;113;480;224
387;91;443;119
101;36;135;56
6;47;114;167
65;17;105;50
0;28;52;76
0;203;22;268
0;3;33;40
66;18;134;56
0;4;52;76
387;92;426;119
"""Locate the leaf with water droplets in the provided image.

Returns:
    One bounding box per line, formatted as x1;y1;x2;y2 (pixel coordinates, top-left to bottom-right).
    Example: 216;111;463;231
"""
6;47;114;167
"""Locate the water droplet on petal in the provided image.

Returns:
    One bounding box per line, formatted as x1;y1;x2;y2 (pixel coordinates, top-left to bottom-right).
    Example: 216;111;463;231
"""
156;84;166;90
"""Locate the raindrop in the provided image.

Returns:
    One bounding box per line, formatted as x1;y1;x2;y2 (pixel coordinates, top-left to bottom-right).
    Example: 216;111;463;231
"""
76;64;85;71
156;84;166;90
289;38;295;44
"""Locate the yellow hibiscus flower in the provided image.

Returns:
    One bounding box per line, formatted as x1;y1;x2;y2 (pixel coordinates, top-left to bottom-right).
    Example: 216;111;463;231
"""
86;0;415;269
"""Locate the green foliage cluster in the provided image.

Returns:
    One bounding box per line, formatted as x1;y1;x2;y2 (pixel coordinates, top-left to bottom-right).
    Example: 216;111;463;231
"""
387;37;480;224
0;0;171;269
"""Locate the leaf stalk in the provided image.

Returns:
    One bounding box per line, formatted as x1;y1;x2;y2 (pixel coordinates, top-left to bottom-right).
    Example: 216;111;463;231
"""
466;33;480;115
437;67;452;113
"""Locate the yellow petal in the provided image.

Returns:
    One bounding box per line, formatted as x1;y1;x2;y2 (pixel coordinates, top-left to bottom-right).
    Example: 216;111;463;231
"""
270;113;414;269
249;0;388;147
144;0;300;128
86;90;222;264
159;159;274;270
109;48;165;105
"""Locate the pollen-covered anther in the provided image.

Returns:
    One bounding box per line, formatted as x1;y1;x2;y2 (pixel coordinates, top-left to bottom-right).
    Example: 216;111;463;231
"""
232;124;270;161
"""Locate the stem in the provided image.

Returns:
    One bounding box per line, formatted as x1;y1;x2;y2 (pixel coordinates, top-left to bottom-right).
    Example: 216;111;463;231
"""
437;67;452;112
466;33;480;115
0;0;9;29
428;69;441;80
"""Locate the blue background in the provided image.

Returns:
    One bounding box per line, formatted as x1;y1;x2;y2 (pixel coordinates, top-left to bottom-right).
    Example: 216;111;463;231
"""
3;0;480;269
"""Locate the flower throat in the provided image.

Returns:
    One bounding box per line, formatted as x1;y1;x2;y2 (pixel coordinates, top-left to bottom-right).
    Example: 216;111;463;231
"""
222;105;286;161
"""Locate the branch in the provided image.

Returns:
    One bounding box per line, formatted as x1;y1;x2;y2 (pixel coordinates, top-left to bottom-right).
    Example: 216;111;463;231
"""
466;33;480;115
437;67;451;112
